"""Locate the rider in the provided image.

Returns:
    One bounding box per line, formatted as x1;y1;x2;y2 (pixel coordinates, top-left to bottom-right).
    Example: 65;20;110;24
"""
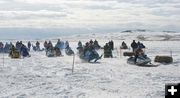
134;47;144;63
131;40;138;52
36;41;40;51
27;41;31;51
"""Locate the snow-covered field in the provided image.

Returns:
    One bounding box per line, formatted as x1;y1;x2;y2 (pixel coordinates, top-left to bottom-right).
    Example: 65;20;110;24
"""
0;31;180;98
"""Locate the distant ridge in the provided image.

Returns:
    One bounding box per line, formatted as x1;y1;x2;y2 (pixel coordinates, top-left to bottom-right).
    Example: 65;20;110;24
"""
163;30;177;33
121;29;178;33
121;29;153;33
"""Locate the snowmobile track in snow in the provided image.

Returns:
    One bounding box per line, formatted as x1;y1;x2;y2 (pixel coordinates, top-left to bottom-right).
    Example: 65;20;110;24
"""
131;63;160;67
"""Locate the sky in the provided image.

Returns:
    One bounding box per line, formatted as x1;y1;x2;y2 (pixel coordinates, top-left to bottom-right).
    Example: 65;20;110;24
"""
0;0;180;32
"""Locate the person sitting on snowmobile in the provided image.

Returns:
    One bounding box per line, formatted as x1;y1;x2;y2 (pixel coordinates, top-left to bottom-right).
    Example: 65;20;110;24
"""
0;42;3;48
3;42;11;53
80;42;101;62
46;46;55;57
16;41;23;51
65;41;69;48
77;41;83;53
20;44;30;57
93;39;101;49
9;42;13;51
131;40;138;52
83;42;89;55
9;45;16;56
57;39;61;44
9;45;21;58
89;39;93;45
15;41;19;48
0;42;4;52
36;41;40;51
137;41;145;49
121;41;128;49
47;41;53;51
55;39;64;49
134;48;145;63
65;45;74;56
54;46;62;56
78;41;82;47
32;45;37;51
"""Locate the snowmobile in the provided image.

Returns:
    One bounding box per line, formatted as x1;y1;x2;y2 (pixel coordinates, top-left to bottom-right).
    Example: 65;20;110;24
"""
64;41;69;49
54;47;62;56
20;45;30;57
127;55;151;66
3;43;12;53
55;41;65;50
0;47;3;53
120;41;128;49
46;47;62;57
32;46;37;51
77;46;83;51
46;49;56;57
9;47;21;59
137;42;145;49
32;45;44;52
93;44;101;50
120;45;128;49
65;47;74;56
80;50;102;63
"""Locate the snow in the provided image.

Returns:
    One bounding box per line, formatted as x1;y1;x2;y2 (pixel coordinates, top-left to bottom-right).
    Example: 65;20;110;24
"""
0;31;180;98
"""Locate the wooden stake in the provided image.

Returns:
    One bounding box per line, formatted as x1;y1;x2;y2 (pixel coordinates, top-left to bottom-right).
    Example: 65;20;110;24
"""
116;47;119;57
170;50;172;58
120;48;122;58
72;54;75;73
2;48;5;67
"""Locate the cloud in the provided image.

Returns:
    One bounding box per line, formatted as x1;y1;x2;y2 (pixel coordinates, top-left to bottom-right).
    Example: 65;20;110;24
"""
115;0;180;4
0;0;179;31
0;10;68;20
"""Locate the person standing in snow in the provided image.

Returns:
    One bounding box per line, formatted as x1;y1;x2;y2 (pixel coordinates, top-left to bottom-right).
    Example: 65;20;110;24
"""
104;43;113;58
131;40;138;52
77;41;83;54
44;41;48;50
104;43;109;58
109;40;114;50
27;41;31;51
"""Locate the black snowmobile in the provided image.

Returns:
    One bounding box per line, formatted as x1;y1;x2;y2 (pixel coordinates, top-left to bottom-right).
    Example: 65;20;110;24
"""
65;47;74;56
127;55;151;65
79;50;102;63
127;55;159;67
